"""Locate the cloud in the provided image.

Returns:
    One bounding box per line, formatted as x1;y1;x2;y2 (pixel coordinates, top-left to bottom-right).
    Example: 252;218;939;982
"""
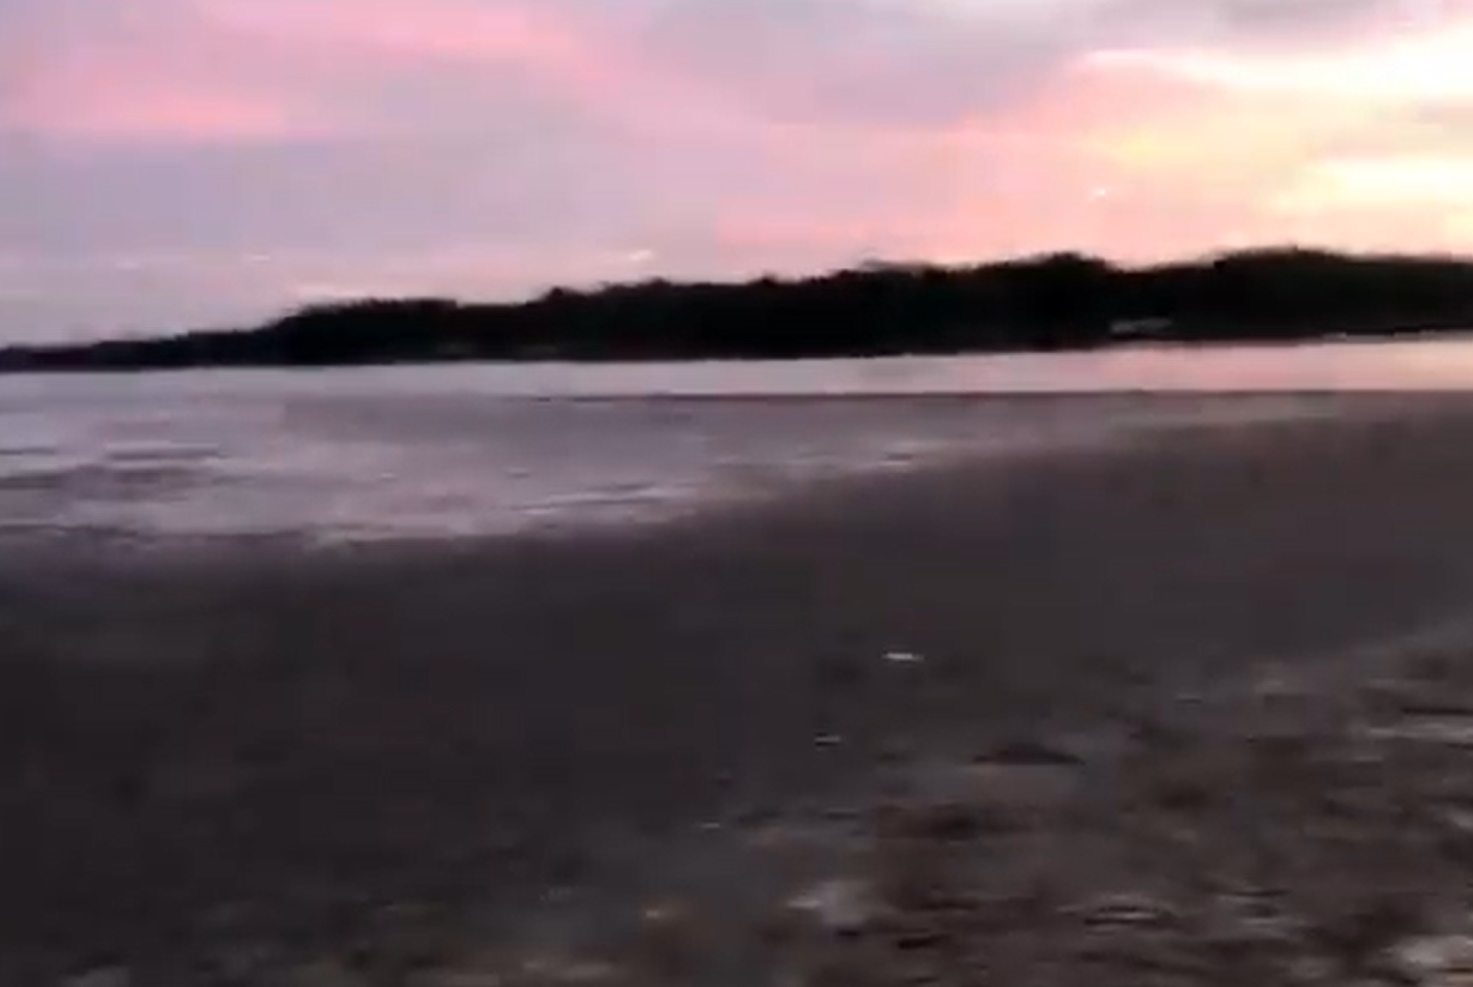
0;0;324;140
2;0;1473;340
1;0;1421;144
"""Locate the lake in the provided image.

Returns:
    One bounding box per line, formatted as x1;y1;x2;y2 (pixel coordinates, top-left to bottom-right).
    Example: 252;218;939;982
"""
2;335;1470;545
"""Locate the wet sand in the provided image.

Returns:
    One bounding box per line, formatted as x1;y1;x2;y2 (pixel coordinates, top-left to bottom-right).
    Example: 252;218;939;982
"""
11;396;1473;984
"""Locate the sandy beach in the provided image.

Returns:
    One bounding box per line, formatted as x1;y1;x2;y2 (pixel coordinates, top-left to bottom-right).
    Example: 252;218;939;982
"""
12;395;1473;984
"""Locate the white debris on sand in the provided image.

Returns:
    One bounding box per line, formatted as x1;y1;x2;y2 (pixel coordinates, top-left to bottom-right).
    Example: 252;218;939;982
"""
786;878;881;935
1362;716;1473;747
1391;932;1473;986
640;900;691;926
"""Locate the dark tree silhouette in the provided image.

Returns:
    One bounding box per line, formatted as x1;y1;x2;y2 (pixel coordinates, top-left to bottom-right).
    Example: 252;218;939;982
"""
4;248;1473;371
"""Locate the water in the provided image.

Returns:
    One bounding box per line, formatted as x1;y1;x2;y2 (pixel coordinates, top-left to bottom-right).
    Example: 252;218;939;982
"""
2;336;1470;545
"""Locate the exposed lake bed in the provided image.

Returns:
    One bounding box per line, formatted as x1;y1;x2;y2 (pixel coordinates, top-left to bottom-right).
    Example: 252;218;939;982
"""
10;386;1473;982
14;0;1473;973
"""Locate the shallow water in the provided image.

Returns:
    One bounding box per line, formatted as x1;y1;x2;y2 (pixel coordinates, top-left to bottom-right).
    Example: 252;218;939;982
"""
0;336;1468;544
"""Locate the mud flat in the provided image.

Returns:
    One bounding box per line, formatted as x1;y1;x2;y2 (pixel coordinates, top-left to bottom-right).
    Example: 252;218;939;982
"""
9;396;1473;984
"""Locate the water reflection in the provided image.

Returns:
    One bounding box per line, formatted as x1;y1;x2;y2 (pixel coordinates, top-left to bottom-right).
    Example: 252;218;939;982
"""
0;335;1469;544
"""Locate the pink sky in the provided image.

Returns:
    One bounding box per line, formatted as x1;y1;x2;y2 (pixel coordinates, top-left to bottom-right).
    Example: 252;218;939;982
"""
1;0;1471;340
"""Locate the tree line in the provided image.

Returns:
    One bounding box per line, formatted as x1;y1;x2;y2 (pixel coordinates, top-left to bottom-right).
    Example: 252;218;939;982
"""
6;248;1473;371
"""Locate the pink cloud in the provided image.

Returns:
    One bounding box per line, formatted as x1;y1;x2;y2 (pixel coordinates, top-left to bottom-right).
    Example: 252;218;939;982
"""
910;8;1473;261
678;3;1473;270
0;1;332;141
208;0;589;61
3;68;323;141
0;0;647;142
12;0;1473;343
193;0;702;134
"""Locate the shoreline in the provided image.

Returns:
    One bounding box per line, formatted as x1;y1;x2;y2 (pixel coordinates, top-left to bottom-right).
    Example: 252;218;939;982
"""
11;397;1473;981
5;329;1472;377
3;246;1472;373
4;338;1473;388
0;391;1427;567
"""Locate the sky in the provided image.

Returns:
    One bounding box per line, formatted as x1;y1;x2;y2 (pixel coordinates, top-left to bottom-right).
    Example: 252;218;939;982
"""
2;0;1471;342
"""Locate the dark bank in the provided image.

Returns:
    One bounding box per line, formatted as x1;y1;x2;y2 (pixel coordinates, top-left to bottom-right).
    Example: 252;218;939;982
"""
7;249;1473;371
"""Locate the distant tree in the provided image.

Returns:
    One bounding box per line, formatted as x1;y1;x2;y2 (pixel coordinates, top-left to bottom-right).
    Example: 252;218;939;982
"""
5;249;1473;371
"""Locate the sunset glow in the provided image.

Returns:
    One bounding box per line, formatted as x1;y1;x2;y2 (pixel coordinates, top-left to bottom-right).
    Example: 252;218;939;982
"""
3;0;1473;340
